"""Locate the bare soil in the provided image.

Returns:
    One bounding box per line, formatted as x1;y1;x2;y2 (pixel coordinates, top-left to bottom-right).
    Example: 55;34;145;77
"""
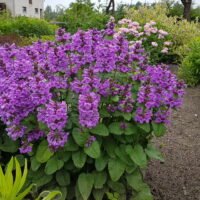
146;86;200;200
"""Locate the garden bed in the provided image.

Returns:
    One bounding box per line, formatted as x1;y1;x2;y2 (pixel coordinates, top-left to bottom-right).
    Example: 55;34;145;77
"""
146;86;200;200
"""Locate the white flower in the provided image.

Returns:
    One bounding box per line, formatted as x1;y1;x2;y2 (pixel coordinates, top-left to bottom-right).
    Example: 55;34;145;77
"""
161;47;169;54
164;41;172;46
151;42;158;47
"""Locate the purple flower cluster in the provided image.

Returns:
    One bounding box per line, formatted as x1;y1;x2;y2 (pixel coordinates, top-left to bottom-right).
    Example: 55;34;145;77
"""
134;65;185;123
78;92;100;128
47;130;69;151
0;19;185;153
37;101;68;151
37;101;68;131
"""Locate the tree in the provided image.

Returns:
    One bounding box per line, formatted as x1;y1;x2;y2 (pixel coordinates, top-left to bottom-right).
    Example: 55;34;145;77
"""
44;5;55;21
168;2;183;17
57;0;108;33
106;0;115;14
181;0;192;21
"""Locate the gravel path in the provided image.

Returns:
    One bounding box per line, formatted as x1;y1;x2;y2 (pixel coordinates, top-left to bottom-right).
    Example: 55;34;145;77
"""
146;86;200;200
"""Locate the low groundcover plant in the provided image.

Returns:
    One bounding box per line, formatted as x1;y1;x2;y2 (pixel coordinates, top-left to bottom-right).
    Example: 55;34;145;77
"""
0;19;185;200
0;157;61;200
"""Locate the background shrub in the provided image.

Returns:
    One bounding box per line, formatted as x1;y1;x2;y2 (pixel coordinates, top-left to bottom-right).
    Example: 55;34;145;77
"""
0;15;57;37
57;0;109;33
125;4;200;61
115;18;173;64
178;37;200;86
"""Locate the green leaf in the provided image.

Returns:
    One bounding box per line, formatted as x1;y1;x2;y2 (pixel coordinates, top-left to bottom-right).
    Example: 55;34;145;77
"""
114;145;132;165
78;173;94;200
95;155;108;171
152;123;166;137
45;156;64;175
60;187;68;200
111;96;120;102
57;151;71;162
90;124;109;136
38;122;49;132
56;170;70;186
72;151;87;168
94;172;107;189
132;188;153;200
35;191;62;200
126;169;148;192
126;145;147;168
103;138;117;158
122;113;132;121
126;164;137;174
15;155;25;166
64;137;79;151
93;189;106;200
36;140;54;163
71;113;80;126
145;144;164;162
0;134;19;153
109;122;123;135
28;170;53;187
99;109;111;118
31;157;41;171
108;159;125;181
138;124;151;133
124;123;138;135
107;181;126;194
75;184;84;200
84;141;100;159
72;128;89;146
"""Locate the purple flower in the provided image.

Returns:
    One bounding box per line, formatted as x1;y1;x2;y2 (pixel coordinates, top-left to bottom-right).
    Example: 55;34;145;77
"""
154;110;171;124
47;130;69;151
6;125;27;140
85;136;96;147
28;130;45;142
37;101;68;131
135;107;153;124
120;122;127;129
19;142;32;154
78;92;100;128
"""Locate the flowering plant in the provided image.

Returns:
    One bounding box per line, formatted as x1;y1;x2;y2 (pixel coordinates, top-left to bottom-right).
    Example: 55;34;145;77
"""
0;20;185;200
115;18;173;63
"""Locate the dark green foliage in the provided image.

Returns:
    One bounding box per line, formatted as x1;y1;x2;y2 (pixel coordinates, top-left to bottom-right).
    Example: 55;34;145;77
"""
0;15;57;37
179;37;200;86
57;0;109;33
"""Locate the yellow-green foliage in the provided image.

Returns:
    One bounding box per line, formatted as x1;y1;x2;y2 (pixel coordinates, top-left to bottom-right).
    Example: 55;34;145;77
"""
0;157;32;200
125;4;200;59
22;35;55;45
179;37;200;86
0;13;58;37
0;157;62;200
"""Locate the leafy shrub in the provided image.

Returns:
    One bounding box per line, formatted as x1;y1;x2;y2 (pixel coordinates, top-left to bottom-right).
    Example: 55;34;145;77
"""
0;21;185;200
57;0;109;33
179;37;200;86
0;157;33;200
0;34;55;47
0;16;57;37
0;157;62;200
115;18;173;63
125;4;200;60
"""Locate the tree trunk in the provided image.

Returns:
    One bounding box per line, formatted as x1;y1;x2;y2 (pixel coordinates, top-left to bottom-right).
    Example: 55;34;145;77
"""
183;3;191;21
106;0;115;14
181;0;192;21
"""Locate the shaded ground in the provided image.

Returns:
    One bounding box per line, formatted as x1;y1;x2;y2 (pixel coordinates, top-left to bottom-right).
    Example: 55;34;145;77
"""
146;86;200;200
